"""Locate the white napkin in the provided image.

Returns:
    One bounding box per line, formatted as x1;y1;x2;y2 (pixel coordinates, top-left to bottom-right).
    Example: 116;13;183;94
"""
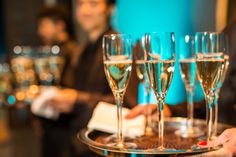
87;102;145;137
31;87;60;120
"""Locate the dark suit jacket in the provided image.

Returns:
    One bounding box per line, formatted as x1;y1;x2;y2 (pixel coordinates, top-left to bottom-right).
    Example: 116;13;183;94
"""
68;28;139;156
218;21;236;126
73;28;138;113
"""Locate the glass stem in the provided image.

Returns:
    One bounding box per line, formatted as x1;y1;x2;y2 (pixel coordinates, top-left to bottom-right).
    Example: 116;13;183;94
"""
206;93;214;141
115;93;124;147
145;87;152;134
158;96;165;150
186;88;194;129
213;89;219;138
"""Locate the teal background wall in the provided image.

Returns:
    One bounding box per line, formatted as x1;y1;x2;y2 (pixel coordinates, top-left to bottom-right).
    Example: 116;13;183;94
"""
112;0;216;105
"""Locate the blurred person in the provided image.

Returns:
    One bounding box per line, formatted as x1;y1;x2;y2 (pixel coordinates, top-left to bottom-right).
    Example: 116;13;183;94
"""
35;5;79;157
36;0;125;157
37;1;173;119
37;5;77;87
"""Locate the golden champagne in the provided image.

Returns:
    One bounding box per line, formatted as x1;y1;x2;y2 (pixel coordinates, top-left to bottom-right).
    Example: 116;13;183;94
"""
179;59;197;89
146;60;175;95
196;58;224;94
11;57;36;86
49;56;65;83
104;59;132;93
34;58;51;84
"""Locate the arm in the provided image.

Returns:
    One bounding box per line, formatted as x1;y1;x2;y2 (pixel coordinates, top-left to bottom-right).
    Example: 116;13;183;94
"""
47;88;113;114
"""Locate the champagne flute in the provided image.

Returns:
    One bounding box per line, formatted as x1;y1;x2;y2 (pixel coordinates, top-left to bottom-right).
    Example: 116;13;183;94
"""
206;32;229;138
11;46;37;104
144;32;175;150
175;35;203;138
11;46;36;88
103;34;135;148
195;32;224;141
48;45;65;86
34;46;52;86
35;45;65;86
134;38;153;135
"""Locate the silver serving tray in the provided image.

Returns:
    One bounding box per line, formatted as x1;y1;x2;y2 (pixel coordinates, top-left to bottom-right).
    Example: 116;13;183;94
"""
78;117;233;156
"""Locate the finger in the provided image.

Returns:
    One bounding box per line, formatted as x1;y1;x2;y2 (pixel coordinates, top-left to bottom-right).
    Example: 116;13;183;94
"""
125;104;157;119
125;105;146;119
210;129;232;147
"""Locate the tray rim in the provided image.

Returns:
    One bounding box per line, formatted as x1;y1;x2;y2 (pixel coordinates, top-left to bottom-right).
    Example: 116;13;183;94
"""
78;117;234;155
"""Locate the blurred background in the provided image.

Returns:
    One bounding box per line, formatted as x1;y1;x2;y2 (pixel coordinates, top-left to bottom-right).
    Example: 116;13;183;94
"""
0;0;236;157
1;0;236;53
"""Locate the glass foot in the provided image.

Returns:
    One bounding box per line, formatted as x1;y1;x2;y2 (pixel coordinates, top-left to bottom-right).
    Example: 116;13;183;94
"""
175;126;204;138
145;126;154;136
103;134;137;149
